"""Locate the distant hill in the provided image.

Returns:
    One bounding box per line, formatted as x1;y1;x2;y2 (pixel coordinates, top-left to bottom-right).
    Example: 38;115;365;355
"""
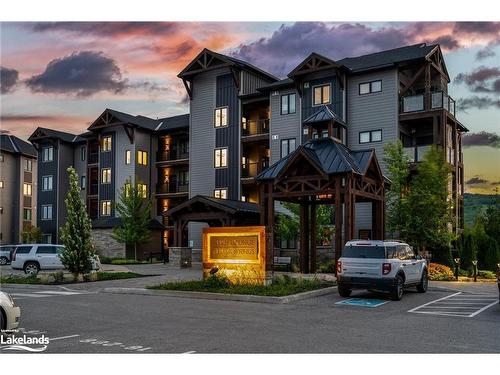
464;193;499;226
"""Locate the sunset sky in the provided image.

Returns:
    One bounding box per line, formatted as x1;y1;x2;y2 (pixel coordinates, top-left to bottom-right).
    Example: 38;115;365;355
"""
0;22;499;194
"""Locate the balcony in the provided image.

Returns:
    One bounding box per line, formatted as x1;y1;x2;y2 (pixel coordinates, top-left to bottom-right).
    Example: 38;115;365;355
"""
241;160;269;179
88;153;98;164
156;149;189;163
156;182;189;195
88;182;98;195
400;91;456;117
404;145;432;163
241;119;269;139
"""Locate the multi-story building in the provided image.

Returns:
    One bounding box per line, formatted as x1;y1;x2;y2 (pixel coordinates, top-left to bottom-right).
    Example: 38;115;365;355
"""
28;42;466;260
178;43;467;250
28;110;190;259
0;134;38;244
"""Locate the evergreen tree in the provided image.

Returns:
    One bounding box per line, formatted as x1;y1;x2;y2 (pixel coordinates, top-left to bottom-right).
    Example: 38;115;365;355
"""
22;224;42;243
112;178;152;260
59;167;94;278
460;227;477;271
483;236;500;271
383;141;411;238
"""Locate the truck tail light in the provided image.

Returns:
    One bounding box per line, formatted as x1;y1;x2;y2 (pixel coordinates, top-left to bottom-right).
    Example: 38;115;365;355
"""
382;263;391;275
336;260;342;274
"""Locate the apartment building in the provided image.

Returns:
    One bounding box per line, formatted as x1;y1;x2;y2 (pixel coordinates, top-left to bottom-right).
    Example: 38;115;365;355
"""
0;134;38;244
28;110;190;259
178;43;466;250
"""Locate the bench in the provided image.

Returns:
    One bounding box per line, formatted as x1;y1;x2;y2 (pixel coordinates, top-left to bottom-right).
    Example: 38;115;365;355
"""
273;256;292;271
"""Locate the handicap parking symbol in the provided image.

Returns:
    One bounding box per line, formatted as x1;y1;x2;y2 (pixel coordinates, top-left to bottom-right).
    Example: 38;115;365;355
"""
335;298;389;308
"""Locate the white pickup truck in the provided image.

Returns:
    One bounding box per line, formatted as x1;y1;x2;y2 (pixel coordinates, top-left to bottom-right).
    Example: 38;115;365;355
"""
336;240;428;301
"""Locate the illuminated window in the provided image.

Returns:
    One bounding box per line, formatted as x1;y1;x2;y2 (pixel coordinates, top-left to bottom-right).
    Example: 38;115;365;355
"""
101;200;111;216
101;136;112;152
42;146;53;162
137;183;147;198
0;181;3;189
42;204;53;220
125;150;131;164
124;182;132;197
23;183;32;196
214;148;228;168
101;168;112;184
214;188;227;199
0;154;4;162
137;150;148;165
313;84;331;105
214;107;228;128
42;175;53;191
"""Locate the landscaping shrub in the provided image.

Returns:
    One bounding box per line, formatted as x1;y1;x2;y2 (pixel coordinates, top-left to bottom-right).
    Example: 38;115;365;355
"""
318;260;336;273
428;263;455;281
477;270;496;279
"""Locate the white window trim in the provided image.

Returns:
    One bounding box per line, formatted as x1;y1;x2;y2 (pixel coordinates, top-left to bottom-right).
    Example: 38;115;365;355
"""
214;188;228;199
42;146;54;162
359;80;382;95
101;168;112;184
312;83;332;106
214;106;229;128
101;136;112;152
214;147;228;169
100;200;112;216
41;204;53;220
42;175;53;191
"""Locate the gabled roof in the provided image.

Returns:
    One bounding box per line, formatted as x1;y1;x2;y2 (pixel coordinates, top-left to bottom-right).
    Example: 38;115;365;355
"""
0;134;37;157
88;108;161;132
28;127;85;144
303;105;347;126
178;48;278;82
166;195;260;217
338;43;437;73
257;78;294;92
288;52;344;78
156;114;189;132
256;138;376;180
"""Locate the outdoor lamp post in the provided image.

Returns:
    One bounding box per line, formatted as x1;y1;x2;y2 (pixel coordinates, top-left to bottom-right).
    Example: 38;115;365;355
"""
453;258;460;281
472;260;478;282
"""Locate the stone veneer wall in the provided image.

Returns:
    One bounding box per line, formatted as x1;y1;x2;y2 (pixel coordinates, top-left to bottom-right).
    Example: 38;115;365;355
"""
92;229;126;258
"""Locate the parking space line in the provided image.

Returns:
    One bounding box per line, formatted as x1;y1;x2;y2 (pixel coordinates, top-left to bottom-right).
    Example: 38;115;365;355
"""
407;292;461;313
469;301;499;317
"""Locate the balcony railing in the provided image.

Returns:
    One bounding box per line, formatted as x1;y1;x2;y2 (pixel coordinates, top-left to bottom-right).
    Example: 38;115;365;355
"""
241;119;269;137
241;160;269;178
404;145;432;163
88;153;98;164
157;148;189;162
401;91;456;117
156;182;189;194
88;182;98;195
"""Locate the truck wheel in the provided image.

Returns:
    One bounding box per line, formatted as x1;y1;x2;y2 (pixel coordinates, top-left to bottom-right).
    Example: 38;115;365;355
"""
24;262;39;276
391;275;404;301
338;286;352;297
416;271;428;293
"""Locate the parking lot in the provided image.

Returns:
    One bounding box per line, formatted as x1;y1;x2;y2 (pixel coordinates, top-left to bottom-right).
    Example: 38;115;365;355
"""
1;277;499;353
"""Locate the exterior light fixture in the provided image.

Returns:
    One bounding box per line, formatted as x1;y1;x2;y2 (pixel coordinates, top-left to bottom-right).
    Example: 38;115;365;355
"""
472;260;478;282
453;258;461;281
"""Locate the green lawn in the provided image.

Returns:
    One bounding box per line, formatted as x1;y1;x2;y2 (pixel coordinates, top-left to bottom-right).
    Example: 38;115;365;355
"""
0;272;143;285
148;275;334;297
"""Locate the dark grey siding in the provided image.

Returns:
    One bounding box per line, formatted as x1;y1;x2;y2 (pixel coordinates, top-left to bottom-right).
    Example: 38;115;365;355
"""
269;88;302;164
57;141;75;240
215;73;239;200
99;132;115;217
241;71;272;95
37;141;58;241
301;75;343;122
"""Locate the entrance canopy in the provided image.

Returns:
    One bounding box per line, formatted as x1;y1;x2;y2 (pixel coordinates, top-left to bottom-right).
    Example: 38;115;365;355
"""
256;137;386;273
164;195;261;247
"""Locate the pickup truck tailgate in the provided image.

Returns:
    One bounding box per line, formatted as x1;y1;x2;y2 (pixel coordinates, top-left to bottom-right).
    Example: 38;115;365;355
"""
341;258;381;277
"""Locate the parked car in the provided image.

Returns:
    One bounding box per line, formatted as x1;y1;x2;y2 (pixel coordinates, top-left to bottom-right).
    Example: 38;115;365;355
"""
0;245;16;265
0;291;21;332
336;240;428;301
10;244;101;275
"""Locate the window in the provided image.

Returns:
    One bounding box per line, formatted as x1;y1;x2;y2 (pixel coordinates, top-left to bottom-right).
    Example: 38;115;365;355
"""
101;200;111;216
42;146;53;162
23;183;32;196
36;246;59;254
0;154;4;162
214;148;228;168
80;176;86;189
23;208;32;221
14;245;33;254
137;183;147;198
42;234;53;244
280;138;296;158
214;107;228;128
137;150;148;165
24;159;32;172
313;84;331;105
0;181;3;189
179;171;189;186
125;150;131;164
42;204;53;220
359;80;382;95
42;176;53;191
101;136;112;152
281;93;296;115
359;130;383;144
101;168;112;184
81;146;86;161
124;183;131;197
214;188;227;199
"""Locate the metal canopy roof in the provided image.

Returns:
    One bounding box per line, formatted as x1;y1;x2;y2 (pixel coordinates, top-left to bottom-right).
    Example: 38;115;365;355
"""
303;105;347;126
166;195;261;217
256;138;376;181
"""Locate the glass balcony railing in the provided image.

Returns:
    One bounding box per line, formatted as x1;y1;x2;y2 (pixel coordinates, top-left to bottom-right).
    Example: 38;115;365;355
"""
156;182;189;194
401;91;456;116
404;145;432;163
241;119;270;137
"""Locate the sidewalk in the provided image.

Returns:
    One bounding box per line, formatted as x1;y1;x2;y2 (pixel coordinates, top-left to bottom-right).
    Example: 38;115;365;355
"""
430;280;498;294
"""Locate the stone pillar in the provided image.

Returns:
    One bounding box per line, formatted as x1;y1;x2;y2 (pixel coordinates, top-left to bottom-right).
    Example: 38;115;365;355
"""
169;247;192;268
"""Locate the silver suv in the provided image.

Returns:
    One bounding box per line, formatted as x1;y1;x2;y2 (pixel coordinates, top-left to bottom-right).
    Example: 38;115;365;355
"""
11;244;100;275
337;240;428;301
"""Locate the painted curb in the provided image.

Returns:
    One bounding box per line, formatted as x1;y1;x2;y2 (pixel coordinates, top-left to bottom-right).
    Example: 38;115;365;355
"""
102;285;338;304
